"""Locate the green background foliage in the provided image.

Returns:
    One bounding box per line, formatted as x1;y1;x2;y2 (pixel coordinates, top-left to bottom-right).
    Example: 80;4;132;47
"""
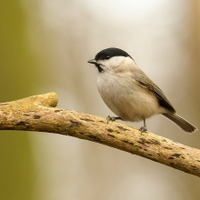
0;1;37;199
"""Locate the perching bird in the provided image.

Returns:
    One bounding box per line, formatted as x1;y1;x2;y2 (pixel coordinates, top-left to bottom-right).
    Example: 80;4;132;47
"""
88;47;197;133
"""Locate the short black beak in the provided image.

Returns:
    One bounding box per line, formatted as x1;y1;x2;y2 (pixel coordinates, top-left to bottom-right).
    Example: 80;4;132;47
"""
88;58;103;73
88;59;97;64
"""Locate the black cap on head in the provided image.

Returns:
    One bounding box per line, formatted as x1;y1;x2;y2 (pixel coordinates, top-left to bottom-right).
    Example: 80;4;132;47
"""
95;47;132;61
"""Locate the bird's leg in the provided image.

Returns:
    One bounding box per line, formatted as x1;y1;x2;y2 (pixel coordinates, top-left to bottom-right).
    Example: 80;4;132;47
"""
139;119;147;132
106;115;122;123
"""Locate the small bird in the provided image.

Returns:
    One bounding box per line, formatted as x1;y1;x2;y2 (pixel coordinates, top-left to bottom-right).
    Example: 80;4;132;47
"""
88;47;198;133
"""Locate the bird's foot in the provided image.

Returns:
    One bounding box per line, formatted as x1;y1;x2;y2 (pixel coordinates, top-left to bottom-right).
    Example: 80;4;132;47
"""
106;115;122;123
139;126;147;133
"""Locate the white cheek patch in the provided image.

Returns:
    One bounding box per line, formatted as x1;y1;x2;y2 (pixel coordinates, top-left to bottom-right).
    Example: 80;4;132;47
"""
109;56;126;67
97;56;136;73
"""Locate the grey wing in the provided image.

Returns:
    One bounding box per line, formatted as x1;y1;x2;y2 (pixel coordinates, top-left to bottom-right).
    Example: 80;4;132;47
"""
134;70;176;113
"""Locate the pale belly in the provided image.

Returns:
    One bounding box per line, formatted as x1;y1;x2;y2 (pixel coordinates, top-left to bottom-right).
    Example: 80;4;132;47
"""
97;74;160;122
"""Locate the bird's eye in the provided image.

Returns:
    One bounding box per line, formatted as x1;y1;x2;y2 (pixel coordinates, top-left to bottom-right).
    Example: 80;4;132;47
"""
105;55;110;59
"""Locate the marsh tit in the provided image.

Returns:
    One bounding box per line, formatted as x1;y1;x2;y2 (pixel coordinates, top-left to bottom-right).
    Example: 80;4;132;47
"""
88;47;197;133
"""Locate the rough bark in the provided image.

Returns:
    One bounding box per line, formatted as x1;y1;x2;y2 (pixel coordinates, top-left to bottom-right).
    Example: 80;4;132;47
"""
0;92;200;177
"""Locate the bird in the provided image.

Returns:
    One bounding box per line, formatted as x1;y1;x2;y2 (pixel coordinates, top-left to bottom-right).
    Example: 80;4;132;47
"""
88;47;198;133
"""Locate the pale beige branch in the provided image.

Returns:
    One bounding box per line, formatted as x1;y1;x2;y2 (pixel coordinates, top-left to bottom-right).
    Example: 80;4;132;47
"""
0;92;200;177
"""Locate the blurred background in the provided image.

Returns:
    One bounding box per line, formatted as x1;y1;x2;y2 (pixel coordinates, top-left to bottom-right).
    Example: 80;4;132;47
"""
0;0;200;199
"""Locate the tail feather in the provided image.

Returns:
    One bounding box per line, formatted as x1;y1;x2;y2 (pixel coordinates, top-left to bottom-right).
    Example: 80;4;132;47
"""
162;113;198;133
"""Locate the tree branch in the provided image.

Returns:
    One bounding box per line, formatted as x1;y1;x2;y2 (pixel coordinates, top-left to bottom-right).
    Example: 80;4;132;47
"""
0;92;199;177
